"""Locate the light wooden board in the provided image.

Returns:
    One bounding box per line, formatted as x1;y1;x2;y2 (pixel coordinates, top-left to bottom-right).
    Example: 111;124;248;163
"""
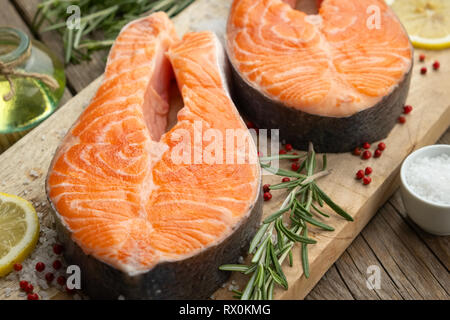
0;0;449;300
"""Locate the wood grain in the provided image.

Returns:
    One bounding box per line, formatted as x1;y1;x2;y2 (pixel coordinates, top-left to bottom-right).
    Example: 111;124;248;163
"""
0;0;449;300
389;191;450;271
362;205;448;299
305;265;354;300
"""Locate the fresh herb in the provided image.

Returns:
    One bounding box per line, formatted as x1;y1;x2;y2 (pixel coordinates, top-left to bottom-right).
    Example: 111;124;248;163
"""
32;0;195;64
220;143;353;300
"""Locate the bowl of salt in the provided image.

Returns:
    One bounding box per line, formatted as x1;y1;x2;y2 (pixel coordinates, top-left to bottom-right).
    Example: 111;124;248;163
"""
400;144;450;235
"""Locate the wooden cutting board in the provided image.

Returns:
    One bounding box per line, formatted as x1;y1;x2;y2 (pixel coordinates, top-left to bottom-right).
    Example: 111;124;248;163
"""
0;0;449;300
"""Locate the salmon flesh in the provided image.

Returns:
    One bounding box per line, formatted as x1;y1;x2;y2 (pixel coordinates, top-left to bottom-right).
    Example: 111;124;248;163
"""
46;13;262;299
226;0;413;152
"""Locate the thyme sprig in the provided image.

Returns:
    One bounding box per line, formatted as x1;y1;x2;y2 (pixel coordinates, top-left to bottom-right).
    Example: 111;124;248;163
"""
220;143;353;300
32;0;195;63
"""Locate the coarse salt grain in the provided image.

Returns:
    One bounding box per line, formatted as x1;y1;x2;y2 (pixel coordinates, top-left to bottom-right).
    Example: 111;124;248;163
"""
405;154;450;205
29;170;39;178
4;288;12;297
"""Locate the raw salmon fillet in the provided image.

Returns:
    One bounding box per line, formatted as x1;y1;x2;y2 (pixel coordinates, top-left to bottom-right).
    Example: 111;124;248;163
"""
226;0;413;152
46;13;261;299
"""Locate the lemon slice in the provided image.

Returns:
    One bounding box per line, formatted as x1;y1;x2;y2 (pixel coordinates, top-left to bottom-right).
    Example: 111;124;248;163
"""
0;193;39;277
387;0;450;49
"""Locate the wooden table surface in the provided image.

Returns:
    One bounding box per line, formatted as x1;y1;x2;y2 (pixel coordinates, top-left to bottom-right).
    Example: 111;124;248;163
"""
1;0;449;300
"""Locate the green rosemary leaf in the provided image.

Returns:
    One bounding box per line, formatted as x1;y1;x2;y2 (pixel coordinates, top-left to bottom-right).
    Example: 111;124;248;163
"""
265;241;272;267
322;154;327;171
33;0;195;64
313;187;324;207
269;242;288;289
268;281;274;300
311;202;330;218
276;219;316;244
261;286;267;300
251;235;270;264
297;159;307;173
295;200;313;217
253;288;262;300
77;40;115;50
288;251;293;267
65;28;74;64
259;154;306;162
274;242;293;257
219;264;249;273
260;163;306;178
305;188;313;211
249;223;269;254
244;264;257;275
241;272;257;300
294;184;311;197
313;184;354;221
232;289;242;296
268;180;301;190
255;264;265;288
263;207;290;224
73;22;86;49
275;225;284;251
307;152;316;177
294;208;334;231
301;228;310;278
32;6;46;31
277;243;294;264
267;267;288;290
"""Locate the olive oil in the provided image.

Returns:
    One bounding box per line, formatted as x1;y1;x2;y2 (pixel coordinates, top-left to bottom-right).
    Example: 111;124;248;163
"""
0;27;65;153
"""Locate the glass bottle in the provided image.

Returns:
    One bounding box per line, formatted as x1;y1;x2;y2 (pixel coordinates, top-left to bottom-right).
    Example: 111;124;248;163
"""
0;27;65;153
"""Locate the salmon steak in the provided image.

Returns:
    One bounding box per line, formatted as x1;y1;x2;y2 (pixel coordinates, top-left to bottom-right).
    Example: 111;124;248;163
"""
46;13;262;299
227;0;413;152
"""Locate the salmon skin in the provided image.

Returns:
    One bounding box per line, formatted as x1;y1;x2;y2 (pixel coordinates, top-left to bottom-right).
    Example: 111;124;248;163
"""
226;0;413;152
46;13;262;299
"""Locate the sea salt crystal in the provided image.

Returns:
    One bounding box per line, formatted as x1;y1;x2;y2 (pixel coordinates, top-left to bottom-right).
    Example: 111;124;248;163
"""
29;170;39;178
405;154;450;205
4;288;12;297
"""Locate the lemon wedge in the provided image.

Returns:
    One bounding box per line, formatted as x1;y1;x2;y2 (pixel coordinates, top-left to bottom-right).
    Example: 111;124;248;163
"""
0;192;39;277
387;0;450;49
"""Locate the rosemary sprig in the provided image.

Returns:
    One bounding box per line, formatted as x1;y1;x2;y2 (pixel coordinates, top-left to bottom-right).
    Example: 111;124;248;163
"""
32;0;195;64
220;143;353;300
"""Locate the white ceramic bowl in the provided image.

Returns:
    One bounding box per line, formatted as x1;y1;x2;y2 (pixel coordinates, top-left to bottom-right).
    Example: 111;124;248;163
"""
400;144;450;236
